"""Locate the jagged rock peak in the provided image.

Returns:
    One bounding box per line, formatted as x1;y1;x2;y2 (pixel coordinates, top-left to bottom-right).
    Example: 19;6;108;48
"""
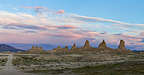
118;40;126;50
98;40;107;48
83;40;91;48
71;43;77;50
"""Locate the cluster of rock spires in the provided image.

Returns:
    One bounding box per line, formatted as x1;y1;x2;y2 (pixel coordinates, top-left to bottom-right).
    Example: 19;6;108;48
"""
53;40;130;52
98;40;107;49
27;40;131;53
28;45;43;53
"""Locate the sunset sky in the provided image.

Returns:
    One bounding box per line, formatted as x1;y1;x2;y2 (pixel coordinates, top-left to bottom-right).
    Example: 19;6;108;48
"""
0;0;144;50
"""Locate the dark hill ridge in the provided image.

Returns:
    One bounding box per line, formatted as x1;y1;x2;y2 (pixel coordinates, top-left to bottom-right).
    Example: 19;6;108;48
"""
0;44;24;52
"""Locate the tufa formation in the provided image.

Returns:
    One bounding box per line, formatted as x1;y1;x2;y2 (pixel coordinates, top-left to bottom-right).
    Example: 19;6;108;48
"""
98;40;107;49
71;43;77;50
118;40;126;50
28;39;130;54
28;45;43;53
52;40;130;52
83;40;91;48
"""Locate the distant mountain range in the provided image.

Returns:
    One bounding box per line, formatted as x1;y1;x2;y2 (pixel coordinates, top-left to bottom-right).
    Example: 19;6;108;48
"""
0;44;24;52
7;43;58;50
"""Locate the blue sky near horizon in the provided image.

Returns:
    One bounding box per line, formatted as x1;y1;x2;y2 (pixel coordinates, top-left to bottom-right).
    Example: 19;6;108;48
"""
0;0;144;25
0;0;143;50
0;0;144;23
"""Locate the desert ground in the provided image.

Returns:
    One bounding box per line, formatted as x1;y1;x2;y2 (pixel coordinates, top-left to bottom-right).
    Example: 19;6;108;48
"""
0;40;144;75
0;50;144;75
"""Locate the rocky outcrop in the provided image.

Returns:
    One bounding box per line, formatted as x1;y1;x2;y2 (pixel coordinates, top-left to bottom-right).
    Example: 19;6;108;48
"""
118;40;126;50
98;40;107;49
64;45;69;50
51;40;132;53
52;45;69;53
57;46;61;49
83;40;91;48
71;43;77;50
53;46;62;50
28;45;43;53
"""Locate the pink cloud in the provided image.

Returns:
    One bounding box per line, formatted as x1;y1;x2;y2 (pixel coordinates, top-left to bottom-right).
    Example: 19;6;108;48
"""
56;10;65;14
23;6;45;9
140;32;144;36
0;9;143;50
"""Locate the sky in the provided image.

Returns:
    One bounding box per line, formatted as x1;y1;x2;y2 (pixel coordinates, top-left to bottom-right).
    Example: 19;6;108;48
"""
0;0;144;50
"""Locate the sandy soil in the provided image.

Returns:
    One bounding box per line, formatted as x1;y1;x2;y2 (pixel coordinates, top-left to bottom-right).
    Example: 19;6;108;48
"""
0;54;36;75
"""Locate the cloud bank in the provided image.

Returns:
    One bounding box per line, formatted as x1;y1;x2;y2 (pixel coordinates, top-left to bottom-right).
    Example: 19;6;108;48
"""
0;6;143;50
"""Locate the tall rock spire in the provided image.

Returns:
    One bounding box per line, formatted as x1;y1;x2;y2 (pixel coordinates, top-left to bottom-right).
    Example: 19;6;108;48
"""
71;43;77;50
98;40;107;48
83;40;91;48
118;40;126;50
32;45;35;49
